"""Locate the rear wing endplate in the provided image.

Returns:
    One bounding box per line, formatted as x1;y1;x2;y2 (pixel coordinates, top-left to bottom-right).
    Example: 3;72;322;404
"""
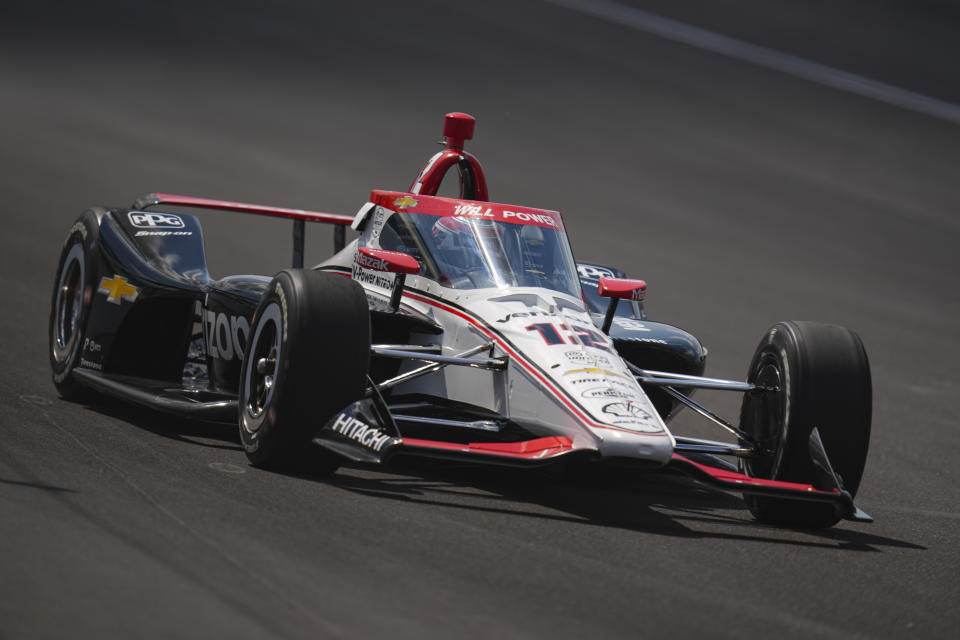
132;192;354;268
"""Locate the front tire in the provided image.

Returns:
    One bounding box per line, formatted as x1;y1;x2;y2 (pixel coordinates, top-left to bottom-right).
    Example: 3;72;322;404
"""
739;321;872;528
49;212;100;400
239;269;370;471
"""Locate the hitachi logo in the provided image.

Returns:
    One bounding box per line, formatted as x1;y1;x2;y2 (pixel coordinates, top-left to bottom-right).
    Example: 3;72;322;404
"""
331;413;392;452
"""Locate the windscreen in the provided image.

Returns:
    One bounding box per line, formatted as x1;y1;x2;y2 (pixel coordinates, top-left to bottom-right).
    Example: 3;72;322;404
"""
375;209;582;298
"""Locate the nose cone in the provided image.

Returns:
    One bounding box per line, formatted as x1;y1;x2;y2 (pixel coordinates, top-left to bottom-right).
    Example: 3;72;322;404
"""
471;290;674;465
592;426;675;463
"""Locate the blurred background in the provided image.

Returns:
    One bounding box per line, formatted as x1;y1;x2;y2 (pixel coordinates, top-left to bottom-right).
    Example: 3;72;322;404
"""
2;1;958;637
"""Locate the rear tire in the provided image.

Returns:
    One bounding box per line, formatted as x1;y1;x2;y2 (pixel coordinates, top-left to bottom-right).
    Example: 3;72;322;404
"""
739;321;871;527
239;269;370;471
49;212;100;400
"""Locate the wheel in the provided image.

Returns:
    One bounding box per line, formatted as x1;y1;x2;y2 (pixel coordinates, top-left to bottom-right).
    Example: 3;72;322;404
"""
739;321;871;527
49;212;100;400
239;269;371;471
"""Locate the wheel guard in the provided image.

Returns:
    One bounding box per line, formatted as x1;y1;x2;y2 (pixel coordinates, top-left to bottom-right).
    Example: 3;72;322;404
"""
313;398;403;464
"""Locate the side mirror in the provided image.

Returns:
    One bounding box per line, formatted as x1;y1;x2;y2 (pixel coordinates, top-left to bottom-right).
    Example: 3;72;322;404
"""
597;277;646;301
357;247;420;275
356;247;420;312
597;277;646;334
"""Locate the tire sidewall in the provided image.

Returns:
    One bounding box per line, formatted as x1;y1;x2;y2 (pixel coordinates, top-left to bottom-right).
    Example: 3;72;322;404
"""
741;323;809;483
49;212;99;394
239;273;296;460
238;269;371;468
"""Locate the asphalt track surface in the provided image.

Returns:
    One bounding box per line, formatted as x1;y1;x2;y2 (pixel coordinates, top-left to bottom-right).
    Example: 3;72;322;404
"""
2;1;959;638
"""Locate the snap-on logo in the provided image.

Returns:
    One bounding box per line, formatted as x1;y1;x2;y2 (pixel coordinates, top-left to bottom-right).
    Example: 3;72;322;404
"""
128;211;185;229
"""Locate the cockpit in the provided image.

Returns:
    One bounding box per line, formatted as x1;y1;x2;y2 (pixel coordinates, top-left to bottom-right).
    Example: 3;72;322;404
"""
366;197;582;299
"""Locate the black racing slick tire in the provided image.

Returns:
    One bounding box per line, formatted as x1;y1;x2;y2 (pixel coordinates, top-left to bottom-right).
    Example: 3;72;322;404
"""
49;211;100;400
739;321;872;528
239;269;371;471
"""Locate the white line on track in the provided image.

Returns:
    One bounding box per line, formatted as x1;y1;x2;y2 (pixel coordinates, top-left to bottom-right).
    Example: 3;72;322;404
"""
544;0;960;126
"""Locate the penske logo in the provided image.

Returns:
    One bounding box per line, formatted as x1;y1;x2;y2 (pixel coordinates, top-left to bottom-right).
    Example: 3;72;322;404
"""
393;196;418;210
97;275;139;305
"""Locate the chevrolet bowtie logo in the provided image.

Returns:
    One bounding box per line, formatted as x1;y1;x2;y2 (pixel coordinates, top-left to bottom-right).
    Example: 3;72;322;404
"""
393;196;418;210
98;275;139;305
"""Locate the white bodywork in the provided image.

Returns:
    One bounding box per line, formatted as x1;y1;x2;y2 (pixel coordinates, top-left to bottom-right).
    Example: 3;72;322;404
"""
320;198;677;466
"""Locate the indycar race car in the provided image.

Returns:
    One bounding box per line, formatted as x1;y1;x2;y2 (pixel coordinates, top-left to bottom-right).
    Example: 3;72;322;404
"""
49;112;873;528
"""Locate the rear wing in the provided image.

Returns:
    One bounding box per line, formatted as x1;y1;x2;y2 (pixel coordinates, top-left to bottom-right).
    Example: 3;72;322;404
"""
132;192;354;268
131;113;486;268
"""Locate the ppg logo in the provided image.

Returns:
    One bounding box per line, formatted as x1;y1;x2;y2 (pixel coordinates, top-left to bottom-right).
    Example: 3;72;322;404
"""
128;211;185;229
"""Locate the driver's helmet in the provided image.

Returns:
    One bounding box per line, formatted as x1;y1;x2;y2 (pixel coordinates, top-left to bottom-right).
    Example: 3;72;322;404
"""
517;225;561;288
520;225;546;274
432;215;471;246
431;216;484;278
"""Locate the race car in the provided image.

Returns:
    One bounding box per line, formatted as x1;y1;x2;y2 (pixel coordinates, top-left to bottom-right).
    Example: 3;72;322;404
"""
49;112;873;528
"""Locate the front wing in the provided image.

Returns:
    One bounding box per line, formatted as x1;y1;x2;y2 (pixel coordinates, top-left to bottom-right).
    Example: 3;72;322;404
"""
313;400;872;523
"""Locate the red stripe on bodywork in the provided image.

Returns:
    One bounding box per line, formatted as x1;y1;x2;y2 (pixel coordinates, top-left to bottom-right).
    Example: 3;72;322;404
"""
372;190;564;231
671;453;839;494
402;436;574;459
